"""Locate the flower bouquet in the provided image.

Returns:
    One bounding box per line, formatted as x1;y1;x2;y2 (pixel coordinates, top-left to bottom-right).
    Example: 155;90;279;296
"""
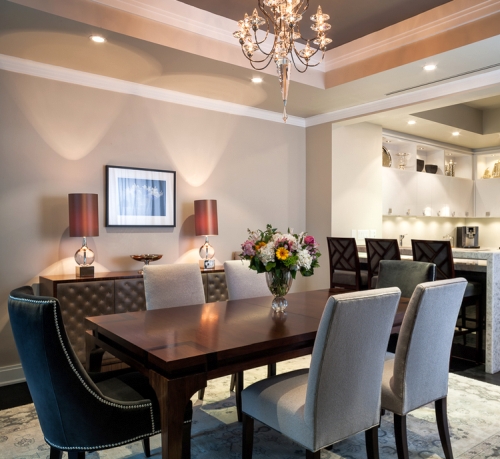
240;224;321;311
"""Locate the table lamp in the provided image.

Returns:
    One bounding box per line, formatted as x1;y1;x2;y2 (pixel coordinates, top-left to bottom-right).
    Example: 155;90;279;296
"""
69;193;99;277
194;199;218;269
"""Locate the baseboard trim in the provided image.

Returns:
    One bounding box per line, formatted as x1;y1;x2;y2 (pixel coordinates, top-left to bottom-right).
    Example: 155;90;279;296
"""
0;364;25;387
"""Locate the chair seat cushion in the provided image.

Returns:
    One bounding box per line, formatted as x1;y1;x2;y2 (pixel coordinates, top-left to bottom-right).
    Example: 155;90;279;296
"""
464;281;482;298
331;270;368;288
381;358;402;415
242;368;315;450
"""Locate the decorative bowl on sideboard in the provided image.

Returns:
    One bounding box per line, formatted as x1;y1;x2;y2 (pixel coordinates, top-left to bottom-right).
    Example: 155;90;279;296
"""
130;254;163;274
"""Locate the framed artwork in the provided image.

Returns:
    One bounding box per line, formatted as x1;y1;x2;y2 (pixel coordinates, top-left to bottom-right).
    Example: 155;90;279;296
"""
106;165;176;227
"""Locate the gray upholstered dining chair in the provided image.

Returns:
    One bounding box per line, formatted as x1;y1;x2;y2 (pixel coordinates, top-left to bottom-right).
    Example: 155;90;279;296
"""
376;260;436;298
7;286;186;459
241;287;401;459
224;260;276;421
143;263;206;310
381;278;467;459
224;260;270;300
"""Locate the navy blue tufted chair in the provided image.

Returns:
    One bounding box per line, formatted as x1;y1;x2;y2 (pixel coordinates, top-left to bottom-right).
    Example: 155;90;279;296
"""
7;286;188;459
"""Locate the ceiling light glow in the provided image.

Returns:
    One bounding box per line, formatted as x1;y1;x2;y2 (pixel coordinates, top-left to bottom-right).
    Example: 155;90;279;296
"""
408;120;416;125
251;77;263;83
424;64;436;71
90;35;106;43
452;131;460;136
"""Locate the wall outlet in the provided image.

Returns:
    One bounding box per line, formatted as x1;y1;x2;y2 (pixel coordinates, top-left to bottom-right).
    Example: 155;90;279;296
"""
351;229;357;238
358;229;369;239
370;229;376;238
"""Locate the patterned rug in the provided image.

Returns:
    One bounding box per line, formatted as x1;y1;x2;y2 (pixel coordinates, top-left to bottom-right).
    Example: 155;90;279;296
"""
2;356;500;458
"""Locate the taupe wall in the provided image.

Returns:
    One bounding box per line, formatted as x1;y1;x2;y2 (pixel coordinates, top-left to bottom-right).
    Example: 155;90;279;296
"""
0;70;306;371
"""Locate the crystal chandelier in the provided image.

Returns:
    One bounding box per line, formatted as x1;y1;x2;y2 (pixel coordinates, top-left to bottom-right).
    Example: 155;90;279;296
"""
234;0;332;122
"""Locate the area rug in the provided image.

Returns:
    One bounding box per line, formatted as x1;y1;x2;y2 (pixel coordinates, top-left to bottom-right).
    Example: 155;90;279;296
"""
2;356;500;458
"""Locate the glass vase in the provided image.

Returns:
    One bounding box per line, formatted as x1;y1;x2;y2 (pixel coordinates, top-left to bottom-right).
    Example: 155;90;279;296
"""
265;270;293;312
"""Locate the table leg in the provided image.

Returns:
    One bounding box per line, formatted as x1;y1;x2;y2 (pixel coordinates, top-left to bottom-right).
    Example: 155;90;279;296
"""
150;370;207;459
85;330;104;372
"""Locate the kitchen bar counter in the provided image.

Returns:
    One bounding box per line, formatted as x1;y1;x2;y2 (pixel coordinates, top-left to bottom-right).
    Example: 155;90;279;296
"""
359;246;500;373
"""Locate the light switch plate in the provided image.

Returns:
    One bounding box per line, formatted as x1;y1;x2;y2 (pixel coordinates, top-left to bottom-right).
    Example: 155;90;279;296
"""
358;229;369;239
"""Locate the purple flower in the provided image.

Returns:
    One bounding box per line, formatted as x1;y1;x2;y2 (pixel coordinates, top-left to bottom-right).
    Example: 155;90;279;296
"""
241;240;255;257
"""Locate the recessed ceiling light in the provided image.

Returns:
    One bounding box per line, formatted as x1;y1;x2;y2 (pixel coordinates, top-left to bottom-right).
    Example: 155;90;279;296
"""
418;147;425;150
452;131;460;136
251;77;263;83
424;64;436;71
408;120;416;125
90;35;106;43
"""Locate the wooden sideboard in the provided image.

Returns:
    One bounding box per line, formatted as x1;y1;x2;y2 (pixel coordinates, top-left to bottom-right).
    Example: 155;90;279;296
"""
39;268;228;367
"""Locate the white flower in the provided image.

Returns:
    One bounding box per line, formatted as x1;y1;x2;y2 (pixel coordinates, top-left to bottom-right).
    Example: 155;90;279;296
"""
297;249;313;270
258;242;276;265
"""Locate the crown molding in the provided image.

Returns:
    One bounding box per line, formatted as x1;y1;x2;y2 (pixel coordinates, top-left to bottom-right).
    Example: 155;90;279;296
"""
0;54;306;127
90;0;324;68
325;0;500;71
306;67;500;127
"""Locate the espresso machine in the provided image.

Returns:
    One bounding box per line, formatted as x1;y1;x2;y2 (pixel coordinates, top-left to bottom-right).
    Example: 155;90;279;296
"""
456;226;479;248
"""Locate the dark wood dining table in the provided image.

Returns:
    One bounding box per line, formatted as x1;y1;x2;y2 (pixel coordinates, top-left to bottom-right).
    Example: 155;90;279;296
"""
85;288;409;459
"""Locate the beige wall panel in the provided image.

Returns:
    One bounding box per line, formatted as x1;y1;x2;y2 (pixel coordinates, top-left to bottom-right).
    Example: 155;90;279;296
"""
0;70;306;369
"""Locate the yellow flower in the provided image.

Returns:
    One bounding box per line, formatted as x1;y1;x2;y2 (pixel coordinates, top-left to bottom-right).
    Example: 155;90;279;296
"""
276;247;289;260
255;241;266;251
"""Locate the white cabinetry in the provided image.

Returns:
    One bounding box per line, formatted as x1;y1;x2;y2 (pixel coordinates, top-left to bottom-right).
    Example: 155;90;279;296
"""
382;168;417;216
475;179;500;217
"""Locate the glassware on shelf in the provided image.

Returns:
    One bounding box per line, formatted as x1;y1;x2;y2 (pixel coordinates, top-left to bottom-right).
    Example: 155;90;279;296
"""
445;159;456;176
493;161;500;178
483;167;491;179
396;152;409;170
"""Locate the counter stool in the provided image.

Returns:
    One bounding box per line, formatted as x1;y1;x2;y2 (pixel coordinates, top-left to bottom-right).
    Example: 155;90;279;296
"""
365;238;401;289
327;237;368;291
411;239;483;363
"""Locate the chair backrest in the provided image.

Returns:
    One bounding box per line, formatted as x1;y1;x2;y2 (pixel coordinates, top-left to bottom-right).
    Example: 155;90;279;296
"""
224;260;270;300
8;286;155;450
304;287;401;445
376;260;436;298
392;278;467;414
143;263;206;310
411;239;455;279
326;237;362;289
365;238;401;285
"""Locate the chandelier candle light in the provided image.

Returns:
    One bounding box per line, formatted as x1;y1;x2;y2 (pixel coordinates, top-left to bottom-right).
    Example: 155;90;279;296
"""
240;224;321;312
234;0;332;122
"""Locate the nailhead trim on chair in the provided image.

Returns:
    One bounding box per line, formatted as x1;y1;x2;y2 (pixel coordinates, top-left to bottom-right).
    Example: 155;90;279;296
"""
10;295;161;451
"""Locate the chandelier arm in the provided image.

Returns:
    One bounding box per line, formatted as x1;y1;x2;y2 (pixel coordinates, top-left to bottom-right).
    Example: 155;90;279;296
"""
252;28;271;49
248;54;275;71
258;1;275;31
241;46;275;64
290;51;309;73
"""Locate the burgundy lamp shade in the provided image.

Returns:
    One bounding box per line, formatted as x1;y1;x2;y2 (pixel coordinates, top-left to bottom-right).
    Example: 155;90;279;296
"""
194;200;218;236
68;194;99;237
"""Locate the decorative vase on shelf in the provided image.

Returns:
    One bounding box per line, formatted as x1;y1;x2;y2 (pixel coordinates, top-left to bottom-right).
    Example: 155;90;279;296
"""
265;270;293;312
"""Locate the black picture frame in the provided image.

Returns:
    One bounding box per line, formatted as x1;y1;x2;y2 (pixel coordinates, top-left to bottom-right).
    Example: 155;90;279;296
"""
106;165;176;227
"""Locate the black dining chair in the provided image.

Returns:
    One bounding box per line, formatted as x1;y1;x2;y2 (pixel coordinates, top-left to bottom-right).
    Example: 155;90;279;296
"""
8;285;193;459
327;237;368;290
365;238;401;288
411;239;483;362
